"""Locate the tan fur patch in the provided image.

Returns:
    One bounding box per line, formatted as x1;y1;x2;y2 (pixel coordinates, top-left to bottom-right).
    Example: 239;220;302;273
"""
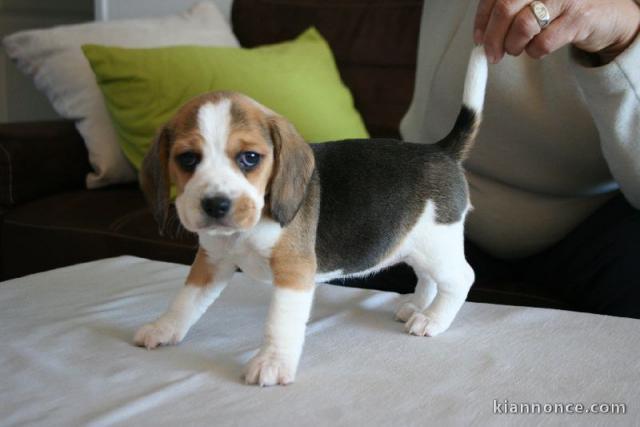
223;96;276;228
266;116;315;226
269;175;319;291
225;95;275;192
270;236;316;291
225;129;274;194
232;194;258;229
186;247;215;287
168;133;205;195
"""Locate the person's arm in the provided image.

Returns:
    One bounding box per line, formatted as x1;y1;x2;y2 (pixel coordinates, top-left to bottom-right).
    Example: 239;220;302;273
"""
570;34;640;207
473;0;640;206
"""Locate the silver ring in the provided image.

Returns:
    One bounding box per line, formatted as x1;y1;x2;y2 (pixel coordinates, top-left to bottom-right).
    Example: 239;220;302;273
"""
530;1;551;29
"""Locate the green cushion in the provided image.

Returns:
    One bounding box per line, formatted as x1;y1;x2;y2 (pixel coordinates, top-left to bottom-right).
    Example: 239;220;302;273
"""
82;28;369;169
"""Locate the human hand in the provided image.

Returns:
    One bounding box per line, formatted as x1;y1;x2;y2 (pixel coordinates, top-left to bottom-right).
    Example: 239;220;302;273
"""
474;0;640;64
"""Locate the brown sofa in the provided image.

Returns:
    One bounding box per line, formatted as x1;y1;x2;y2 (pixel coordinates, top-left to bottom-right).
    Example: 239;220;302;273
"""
0;0;567;310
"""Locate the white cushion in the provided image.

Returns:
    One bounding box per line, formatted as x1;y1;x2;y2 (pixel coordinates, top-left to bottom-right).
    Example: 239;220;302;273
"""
2;1;239;188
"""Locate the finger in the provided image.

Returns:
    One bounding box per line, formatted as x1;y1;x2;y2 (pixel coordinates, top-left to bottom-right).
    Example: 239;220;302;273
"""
525;14;576;59
504;7;542;56
474;0;497;44
483;0;533;63
505;0;564;56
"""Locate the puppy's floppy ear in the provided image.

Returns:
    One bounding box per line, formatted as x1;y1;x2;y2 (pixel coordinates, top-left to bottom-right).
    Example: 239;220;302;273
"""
140;125;172;235
268;116;315;226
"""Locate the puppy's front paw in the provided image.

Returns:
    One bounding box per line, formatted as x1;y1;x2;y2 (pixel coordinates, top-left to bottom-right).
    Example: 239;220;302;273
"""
134;318;186;349
405;312;448;337
395;301;421;323
244;350;297;387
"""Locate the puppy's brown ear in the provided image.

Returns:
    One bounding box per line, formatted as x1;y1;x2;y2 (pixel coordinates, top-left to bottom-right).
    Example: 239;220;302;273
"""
140;125;172;235
268;116;315;226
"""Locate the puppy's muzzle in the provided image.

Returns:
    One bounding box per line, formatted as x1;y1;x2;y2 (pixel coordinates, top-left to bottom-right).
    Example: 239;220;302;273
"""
201;195;232;219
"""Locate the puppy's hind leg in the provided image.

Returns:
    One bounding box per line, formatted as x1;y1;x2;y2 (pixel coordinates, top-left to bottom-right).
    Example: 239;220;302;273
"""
394;266;437;322
404;220;475;337
134;248;235;349
404;262;473;337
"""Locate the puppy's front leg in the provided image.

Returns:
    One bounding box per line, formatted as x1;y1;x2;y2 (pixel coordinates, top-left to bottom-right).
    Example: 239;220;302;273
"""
134;248;234;349
245;261;316;386
244;286;315;386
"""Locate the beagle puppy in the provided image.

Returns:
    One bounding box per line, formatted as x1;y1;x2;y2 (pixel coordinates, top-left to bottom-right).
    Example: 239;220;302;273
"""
134;46;488;386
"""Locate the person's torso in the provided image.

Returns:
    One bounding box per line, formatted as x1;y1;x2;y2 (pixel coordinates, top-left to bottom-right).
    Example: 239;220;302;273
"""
401;0;617;258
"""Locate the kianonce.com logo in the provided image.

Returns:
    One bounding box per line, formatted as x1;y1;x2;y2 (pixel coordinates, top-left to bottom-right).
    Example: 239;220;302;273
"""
493;399;627;415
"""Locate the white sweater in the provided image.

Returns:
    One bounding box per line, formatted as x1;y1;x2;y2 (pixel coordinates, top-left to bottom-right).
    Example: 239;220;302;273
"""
401;1;640;258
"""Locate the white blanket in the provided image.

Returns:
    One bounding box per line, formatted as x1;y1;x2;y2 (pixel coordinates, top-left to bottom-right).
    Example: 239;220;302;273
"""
1;256;638;426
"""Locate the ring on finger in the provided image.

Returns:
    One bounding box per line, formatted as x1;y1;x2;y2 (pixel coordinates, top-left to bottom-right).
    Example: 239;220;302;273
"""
529;1;551;29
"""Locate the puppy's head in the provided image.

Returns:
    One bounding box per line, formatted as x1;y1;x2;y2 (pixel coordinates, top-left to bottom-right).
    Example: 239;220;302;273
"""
140;92;314;235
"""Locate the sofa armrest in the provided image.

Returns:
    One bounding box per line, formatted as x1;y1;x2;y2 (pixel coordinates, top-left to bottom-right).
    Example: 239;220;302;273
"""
0;121;91;208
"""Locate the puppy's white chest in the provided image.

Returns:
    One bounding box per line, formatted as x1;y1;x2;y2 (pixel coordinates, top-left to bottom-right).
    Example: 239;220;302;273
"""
235;250;273;284
199;219;282;284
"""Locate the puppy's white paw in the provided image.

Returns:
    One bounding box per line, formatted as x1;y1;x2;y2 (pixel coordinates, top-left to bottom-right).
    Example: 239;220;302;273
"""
244;350;297;387
134;318;186;349
395;301;421;323
405;312;449;337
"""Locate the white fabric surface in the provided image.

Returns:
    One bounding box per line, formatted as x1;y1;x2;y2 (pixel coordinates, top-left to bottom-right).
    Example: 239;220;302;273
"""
2;1;238;188
1;256;638;426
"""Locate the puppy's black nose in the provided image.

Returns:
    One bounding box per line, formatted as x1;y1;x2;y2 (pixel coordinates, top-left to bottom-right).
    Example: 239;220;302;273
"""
201;195;231;219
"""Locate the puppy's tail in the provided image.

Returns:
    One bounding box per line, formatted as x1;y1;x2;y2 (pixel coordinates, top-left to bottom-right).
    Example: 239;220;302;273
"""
437;46;488;162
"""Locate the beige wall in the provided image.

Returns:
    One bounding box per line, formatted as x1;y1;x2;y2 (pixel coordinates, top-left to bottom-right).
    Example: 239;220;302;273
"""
0;0;93;122
95;0;232;21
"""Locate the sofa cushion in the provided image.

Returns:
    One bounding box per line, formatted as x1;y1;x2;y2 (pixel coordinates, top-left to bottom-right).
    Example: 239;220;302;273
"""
0;121;90;208
0;186;196;279
3;1;238;189
83;28;368;169
231;0;424;138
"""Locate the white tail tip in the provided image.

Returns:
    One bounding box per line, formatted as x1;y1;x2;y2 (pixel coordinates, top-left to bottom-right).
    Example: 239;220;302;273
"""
463;46;488;112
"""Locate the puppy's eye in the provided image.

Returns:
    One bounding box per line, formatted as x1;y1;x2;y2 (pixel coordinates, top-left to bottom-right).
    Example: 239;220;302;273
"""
236;151;261;171
176;151;201;172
